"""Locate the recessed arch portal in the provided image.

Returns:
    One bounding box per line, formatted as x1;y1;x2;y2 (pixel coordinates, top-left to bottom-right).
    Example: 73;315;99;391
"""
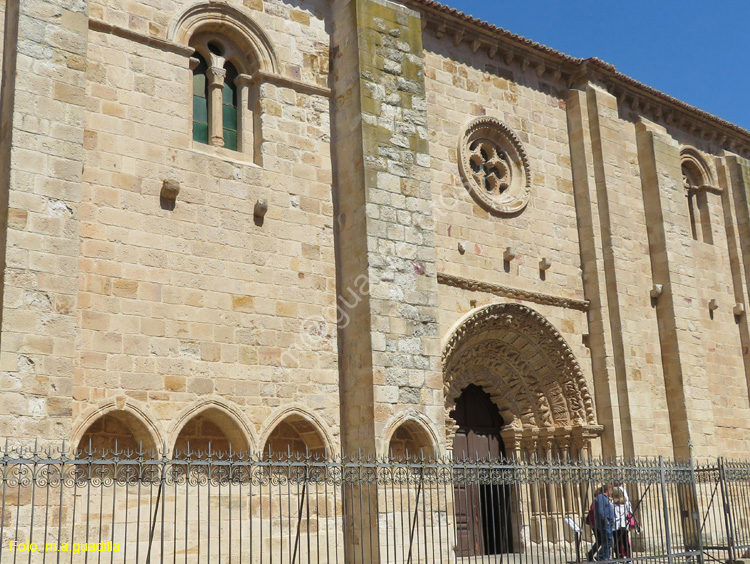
443;303;602;457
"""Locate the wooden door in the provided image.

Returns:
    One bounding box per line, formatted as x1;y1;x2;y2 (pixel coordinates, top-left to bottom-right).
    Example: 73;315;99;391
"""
452;385;512;556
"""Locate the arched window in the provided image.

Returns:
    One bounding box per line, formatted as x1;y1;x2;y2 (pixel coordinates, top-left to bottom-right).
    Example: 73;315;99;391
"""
681;148;715;244
189;37;251;154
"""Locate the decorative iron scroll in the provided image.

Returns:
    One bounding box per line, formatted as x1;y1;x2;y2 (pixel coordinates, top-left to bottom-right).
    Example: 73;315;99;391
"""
0;443;702;487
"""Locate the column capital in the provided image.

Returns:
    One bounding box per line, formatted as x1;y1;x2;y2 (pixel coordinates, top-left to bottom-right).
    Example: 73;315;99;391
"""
207;66;226;88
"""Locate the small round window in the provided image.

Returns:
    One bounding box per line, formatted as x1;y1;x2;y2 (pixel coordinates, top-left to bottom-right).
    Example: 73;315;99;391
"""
458;117;531;215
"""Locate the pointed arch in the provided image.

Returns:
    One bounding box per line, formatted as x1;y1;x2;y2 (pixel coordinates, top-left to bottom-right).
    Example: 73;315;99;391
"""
73;397;164;457
169;398;255;457
382;411;439;460
259;407;333;458
443;303;601;450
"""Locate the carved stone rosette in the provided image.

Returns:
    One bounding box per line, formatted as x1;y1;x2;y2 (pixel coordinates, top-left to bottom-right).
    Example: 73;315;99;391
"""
458;116;531;214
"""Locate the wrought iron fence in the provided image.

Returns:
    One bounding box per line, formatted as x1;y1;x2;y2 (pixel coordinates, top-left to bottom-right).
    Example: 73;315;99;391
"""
1;443;749;564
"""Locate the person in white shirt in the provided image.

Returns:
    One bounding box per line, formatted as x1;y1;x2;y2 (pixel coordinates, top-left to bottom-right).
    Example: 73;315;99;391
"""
614;480;630;505
612;486;632;559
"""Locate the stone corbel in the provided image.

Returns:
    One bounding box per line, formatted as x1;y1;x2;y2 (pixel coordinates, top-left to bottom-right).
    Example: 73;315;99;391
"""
453;28;464;46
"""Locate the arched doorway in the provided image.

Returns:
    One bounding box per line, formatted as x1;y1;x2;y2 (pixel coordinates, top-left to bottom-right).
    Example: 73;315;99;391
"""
452;384;513;556
444;303;602;458
444;303;604;551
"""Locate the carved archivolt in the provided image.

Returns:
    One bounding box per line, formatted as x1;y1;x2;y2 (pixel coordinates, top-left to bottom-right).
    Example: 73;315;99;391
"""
458;116;531;214
444;303;598;443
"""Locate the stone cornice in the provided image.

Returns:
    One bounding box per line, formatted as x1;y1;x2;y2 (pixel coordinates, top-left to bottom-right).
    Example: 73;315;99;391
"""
246;71;332;98
89;19;331;99
88;18;194;56
413;6;573;85
437;272;590;312
586;62;750;157
406;0;750;158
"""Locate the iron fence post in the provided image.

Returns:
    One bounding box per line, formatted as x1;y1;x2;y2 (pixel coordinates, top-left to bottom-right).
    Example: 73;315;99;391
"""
689;451;705;564
718;457;737;564
660;455;675;564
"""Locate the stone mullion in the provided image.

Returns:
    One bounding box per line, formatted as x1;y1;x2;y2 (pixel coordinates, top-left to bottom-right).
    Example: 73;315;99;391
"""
207;66;226;147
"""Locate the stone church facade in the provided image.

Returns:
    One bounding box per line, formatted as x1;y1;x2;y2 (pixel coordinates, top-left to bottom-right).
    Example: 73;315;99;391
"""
1;0;750;463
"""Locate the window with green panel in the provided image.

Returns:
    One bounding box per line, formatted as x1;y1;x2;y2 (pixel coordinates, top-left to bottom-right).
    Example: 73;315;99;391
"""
192;54;209;145
222;62;239;151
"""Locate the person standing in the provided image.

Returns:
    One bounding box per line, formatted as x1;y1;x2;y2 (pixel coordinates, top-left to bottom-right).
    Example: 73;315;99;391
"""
613;479;630;505
612;486;632;559
587;486;603;561
594;484;615;561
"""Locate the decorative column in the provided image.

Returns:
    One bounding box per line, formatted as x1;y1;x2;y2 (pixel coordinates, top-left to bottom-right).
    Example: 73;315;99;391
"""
500;428;523;460
235;75;256;159
521;435;542;543
207;66;226;147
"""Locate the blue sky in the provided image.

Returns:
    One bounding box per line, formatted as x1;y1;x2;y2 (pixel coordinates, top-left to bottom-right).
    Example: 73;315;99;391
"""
442;0;750;131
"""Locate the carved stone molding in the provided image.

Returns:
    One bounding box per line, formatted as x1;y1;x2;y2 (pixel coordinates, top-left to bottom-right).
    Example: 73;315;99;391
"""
437;272;590;311
458;116;531;215
406;0;750;157
681;146;721;193
443;303;600;448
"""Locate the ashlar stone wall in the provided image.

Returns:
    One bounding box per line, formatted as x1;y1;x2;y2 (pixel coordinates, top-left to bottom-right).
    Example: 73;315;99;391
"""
74;0;339;451
422;35;595;452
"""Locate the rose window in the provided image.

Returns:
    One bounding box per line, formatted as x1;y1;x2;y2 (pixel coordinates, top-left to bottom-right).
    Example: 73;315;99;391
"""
459;117;531;214
469;140;511;195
